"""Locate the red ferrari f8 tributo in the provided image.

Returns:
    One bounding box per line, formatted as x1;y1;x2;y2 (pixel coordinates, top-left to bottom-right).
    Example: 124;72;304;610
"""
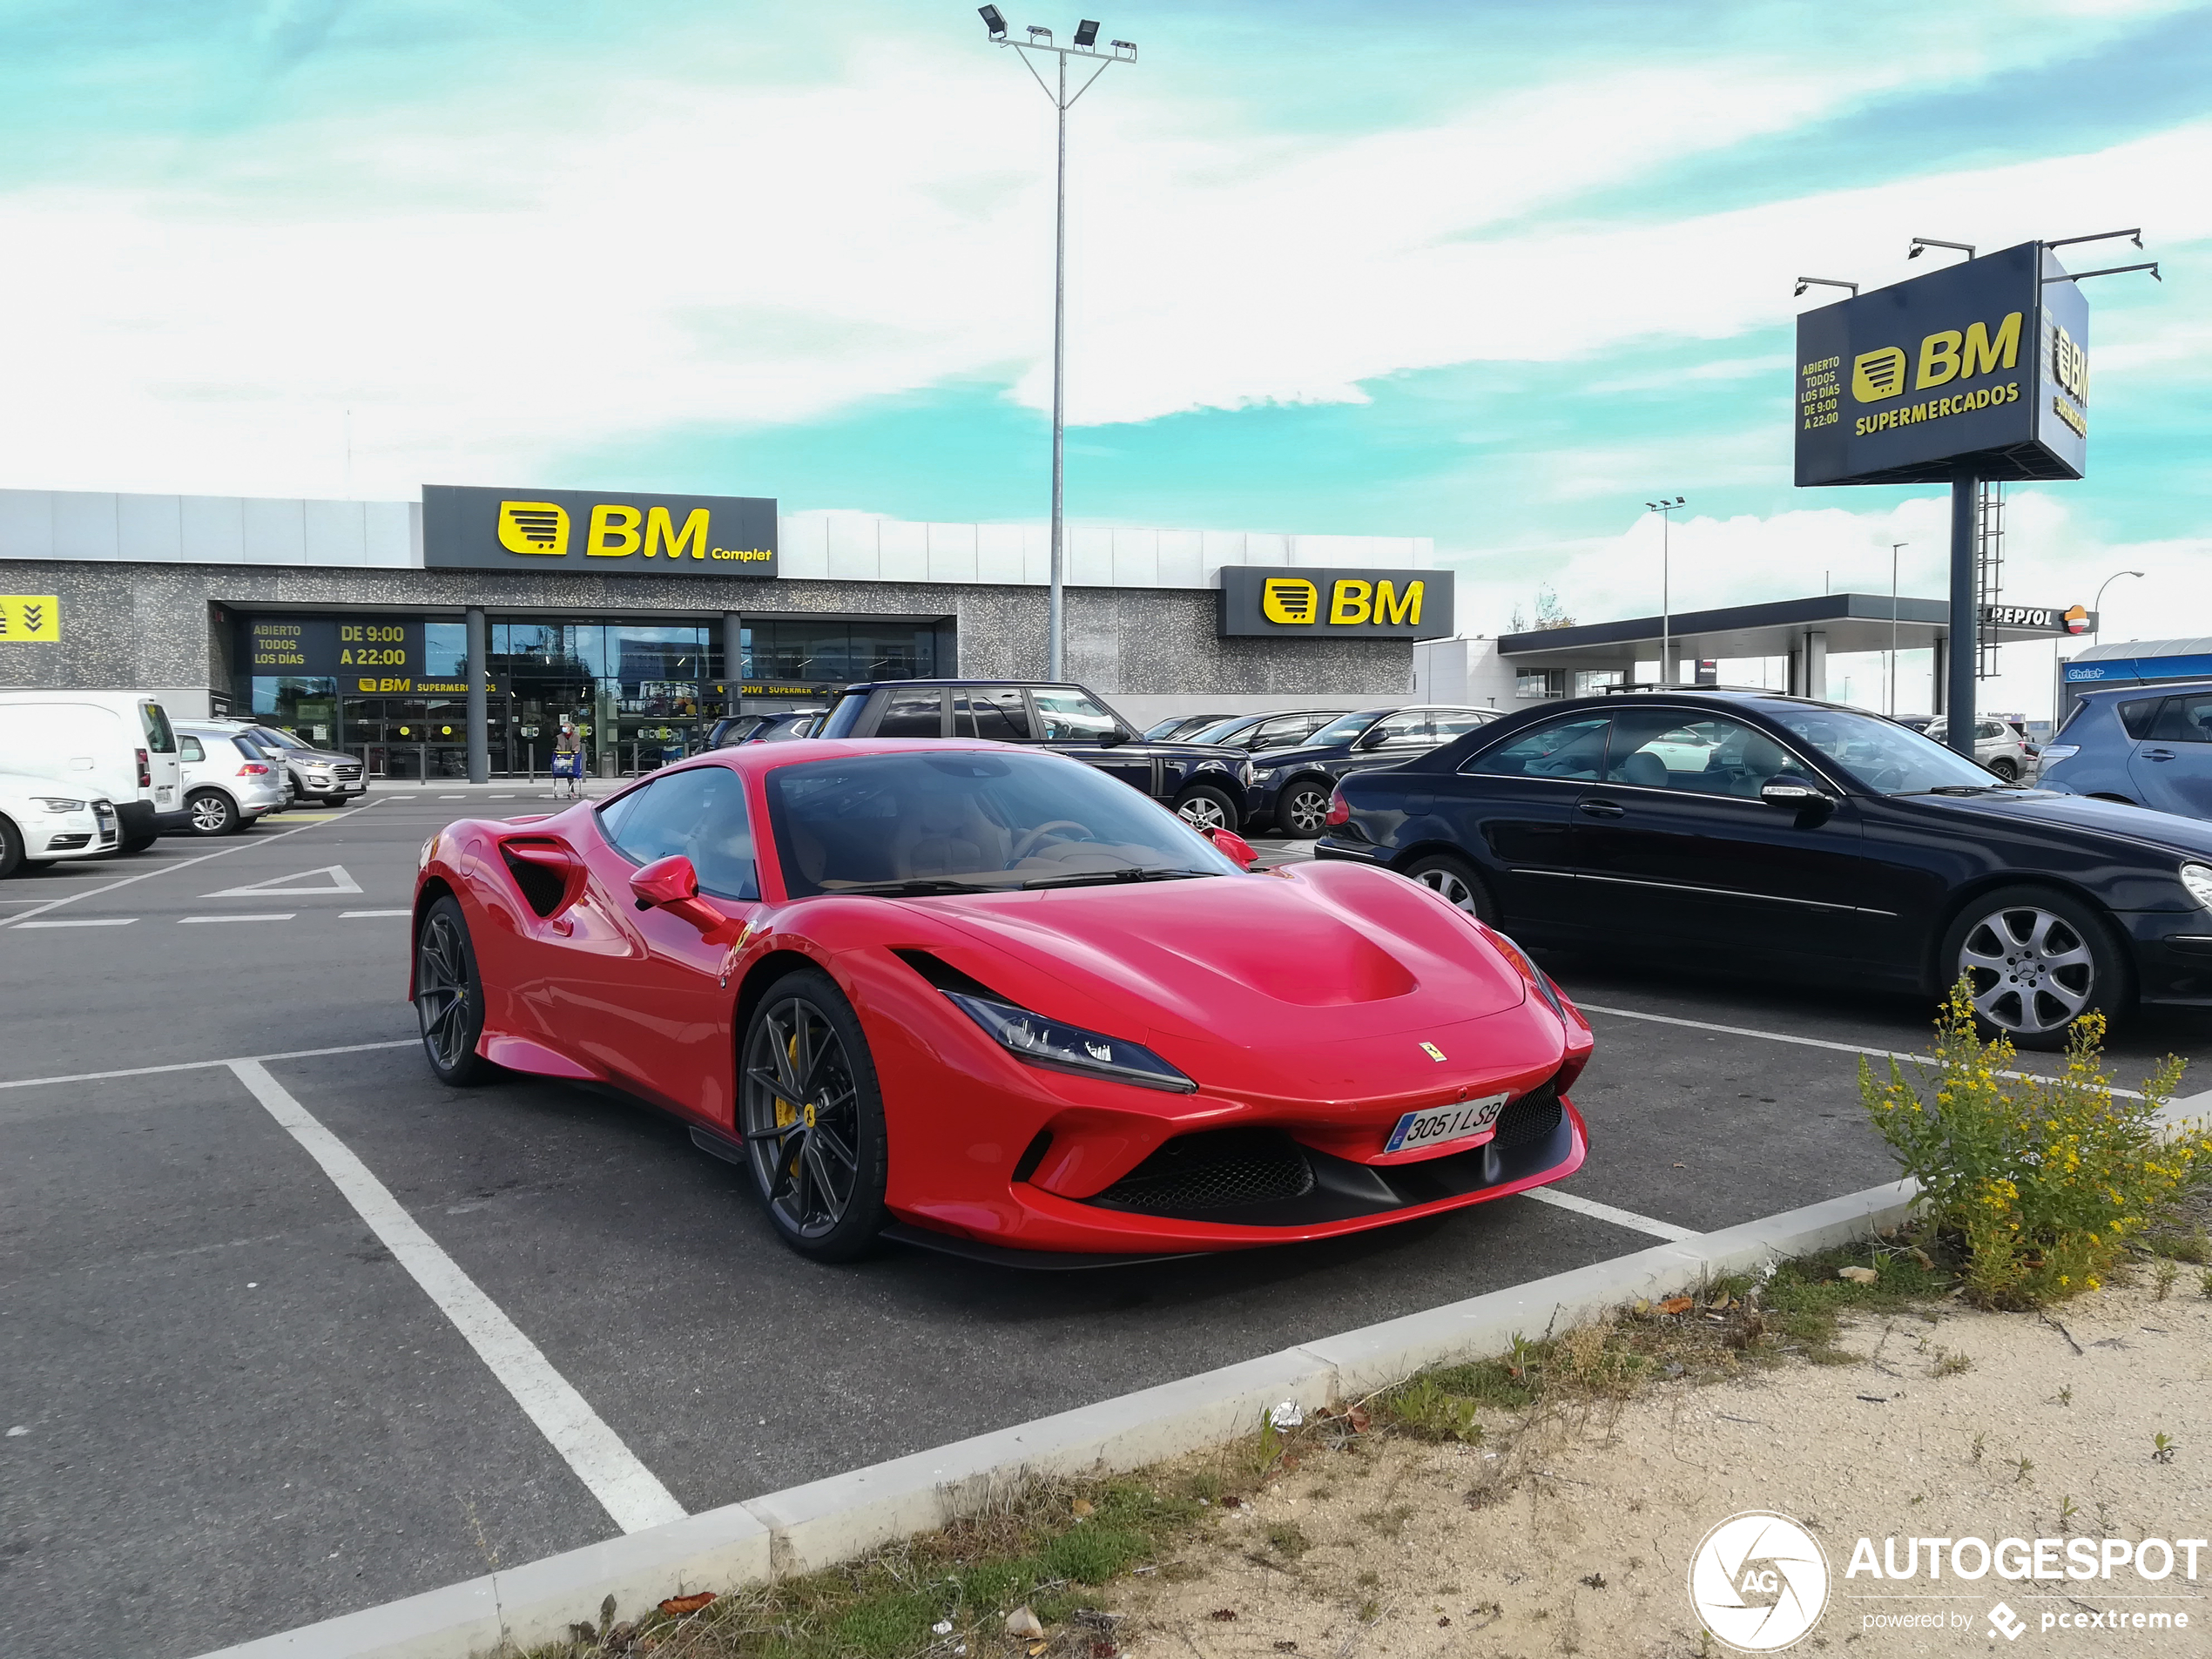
409;741;1593;1262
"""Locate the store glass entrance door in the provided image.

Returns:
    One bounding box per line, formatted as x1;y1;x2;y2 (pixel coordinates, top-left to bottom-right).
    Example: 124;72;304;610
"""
349;695;508;779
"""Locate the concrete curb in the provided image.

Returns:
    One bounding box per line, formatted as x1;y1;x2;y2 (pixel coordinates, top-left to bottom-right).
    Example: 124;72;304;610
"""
192;1176;1919;1659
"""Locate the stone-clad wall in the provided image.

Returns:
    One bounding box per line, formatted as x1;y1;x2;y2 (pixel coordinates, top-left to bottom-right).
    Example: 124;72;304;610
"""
0;560;1409;706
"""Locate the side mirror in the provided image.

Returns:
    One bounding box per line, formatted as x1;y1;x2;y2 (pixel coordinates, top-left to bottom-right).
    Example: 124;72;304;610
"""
1760;775;1832;810
1356;728;1389;751
1203;825;1260;869
1096;727;1131;747
630;854;745;943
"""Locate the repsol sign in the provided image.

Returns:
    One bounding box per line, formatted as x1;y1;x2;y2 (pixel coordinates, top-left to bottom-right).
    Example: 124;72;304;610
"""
422;485;778;577
1218;565;1454;640
1795;241;2090;489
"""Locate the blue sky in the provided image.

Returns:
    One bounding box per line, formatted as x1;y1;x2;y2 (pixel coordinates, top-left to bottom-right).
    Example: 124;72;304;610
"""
1;0;2208;685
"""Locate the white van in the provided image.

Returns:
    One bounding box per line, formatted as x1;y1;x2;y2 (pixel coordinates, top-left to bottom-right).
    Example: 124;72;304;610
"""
0;691;187;850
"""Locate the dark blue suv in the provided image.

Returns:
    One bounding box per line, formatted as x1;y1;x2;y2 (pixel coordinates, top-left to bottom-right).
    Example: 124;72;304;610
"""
816;679;1257;832
2040;680;2212;818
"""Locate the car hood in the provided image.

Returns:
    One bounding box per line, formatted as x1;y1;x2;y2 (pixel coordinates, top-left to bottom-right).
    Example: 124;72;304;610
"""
887;861;1550;1099
1899;788;2212;858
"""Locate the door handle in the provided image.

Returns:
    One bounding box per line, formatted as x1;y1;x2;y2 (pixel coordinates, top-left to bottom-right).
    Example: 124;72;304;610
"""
2145;748;2177;761
1577;800;1626;819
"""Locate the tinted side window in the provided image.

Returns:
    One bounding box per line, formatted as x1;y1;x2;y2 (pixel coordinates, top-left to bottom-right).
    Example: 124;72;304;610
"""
2151;695;2212;745
1030;688;1121;743
2117;698;2161;739
597;766;759;900
958;689;1031;742
1462;715;1608;780
873;688;948;738
141;703;177;753
179;736;206;762
1431;711;1491;740
1604;710;1797;800
1251;716;1308;750
1371;711;1432;749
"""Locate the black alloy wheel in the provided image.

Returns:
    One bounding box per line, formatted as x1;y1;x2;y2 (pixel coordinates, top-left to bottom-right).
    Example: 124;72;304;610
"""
738;969;888;1262
1941;885;2125;1051
1988;757;2020;782
1399;851;1500;924
1278;780;1332;840
0;815;21;880
415;896;493;1085
185;789;238;835
1173;784;1239;835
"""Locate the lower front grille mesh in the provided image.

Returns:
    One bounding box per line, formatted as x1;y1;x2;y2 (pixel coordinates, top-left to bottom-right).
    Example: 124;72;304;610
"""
1490;1082;1562;1150
1095;1130;1315;1213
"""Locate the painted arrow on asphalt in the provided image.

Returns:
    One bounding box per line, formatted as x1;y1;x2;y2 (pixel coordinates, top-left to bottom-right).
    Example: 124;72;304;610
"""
202;864;364;899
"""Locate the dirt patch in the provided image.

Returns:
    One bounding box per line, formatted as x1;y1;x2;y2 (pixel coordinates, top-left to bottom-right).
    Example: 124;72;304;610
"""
1109;1282;2212;1658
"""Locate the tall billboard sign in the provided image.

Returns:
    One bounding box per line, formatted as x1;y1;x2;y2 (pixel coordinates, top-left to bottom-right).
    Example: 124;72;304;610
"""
1796;242;2090;487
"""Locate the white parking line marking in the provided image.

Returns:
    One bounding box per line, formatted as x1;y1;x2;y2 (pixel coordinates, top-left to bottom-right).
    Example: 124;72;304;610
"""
1575;1001;2146;1099
0;1038;416;1092
180;914;295;924
14;917;138;928
204;863;361;899
0;805;373;931
1523;1187;1696;1240
226;1059;686;1534
341;909;410;918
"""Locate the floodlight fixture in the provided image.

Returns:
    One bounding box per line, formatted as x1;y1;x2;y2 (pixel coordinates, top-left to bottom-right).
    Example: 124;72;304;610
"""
1028;24;1053;39
1794;276;1858;298
979;5;1008;37
1111;38;1136;56
1908;236;1975;262
1074;19;1099;46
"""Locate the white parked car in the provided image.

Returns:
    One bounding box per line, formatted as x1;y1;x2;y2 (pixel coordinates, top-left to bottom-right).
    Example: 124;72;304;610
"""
0;768;120;877
1919;717;2037;782
174;723;287;835
0;691;185;850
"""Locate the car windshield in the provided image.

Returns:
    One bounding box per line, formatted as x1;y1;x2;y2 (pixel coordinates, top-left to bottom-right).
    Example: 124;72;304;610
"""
1306;711;1380;747
765;750;1240;897
1768;708;2008;794
253;725;314;751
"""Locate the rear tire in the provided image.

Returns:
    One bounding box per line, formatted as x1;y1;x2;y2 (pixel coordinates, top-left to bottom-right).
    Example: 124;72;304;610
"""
1277;779;1332;840
1173;784;1240;836
1988;757;2020;782
737;968;888;1263
119;834;157;854
1939;884;2128;1051
415;896;495;1086
0;815;22;880
1399;851;1500;924
185;790;237;836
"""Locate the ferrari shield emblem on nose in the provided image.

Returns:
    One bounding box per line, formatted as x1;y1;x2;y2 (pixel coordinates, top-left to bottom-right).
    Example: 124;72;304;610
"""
1420;1042;1447;1062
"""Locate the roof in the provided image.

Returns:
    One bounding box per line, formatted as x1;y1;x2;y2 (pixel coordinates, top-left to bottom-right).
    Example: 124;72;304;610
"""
1501;592;2085;661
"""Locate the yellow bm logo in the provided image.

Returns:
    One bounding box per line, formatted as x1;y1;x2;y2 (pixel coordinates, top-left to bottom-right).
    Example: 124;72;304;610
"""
1263;577;1426;627
1851;311;2021;403
496;501;752;563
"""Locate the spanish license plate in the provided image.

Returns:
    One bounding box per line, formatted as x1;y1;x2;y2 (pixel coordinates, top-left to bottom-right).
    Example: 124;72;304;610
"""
1384;1091;1511;1156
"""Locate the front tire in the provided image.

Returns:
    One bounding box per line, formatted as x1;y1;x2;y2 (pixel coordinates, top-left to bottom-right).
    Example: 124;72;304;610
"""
1173;784;1240;836
737;968;888;1263
185;789;238;836
0;815;22;880
1940;885;2127;1050
1988;757;2020;782
119;834;157;854
1277;779;1332;840
1399;851;1500;924
415;896;494;1085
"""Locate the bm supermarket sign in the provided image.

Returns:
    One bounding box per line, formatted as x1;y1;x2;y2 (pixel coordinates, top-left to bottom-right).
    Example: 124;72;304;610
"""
1795;241;2091;488
1218;566;1454;640
422;485;778;577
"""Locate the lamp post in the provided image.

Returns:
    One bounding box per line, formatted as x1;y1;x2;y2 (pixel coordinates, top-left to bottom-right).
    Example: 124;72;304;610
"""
979;10;1137;681
1890;541;1906;716
1644;496;1685;685
2091;570;2144;644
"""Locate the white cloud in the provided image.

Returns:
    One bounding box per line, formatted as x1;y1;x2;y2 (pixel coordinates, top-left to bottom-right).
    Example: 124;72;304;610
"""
0;3;2201;497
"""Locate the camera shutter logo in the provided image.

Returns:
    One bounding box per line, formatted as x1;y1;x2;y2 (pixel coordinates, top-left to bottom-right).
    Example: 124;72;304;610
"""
498;501;571;556
1261;577;1320;625
0;595;61;643
1687;1511;1830;1651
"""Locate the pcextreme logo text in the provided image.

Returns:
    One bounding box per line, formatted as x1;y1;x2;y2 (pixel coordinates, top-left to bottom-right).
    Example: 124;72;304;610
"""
496;500;772;566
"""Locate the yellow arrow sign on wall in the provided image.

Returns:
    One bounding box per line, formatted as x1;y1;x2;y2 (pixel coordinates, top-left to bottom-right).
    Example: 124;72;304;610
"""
0;596;59;642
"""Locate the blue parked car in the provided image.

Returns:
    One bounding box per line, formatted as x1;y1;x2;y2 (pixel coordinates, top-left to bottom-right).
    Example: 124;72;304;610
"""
2040;680;2212;818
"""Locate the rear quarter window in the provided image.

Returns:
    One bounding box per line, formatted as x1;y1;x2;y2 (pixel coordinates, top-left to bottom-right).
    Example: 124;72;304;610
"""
2119;698;2162;740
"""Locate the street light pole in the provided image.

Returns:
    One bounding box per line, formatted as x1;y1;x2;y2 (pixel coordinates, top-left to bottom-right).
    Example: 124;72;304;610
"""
1890;541;1905;717
2090;570;2144;644
1645;497;1685;685
981;13;1136;681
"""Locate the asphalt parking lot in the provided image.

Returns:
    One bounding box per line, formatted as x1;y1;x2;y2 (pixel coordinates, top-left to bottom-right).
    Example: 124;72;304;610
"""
7;789;2212;1659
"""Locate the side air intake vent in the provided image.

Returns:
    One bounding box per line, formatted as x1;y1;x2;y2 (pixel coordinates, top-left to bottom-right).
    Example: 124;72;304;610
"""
891;948;1004;1000
499;841;572;919
1094;1129;1316;1215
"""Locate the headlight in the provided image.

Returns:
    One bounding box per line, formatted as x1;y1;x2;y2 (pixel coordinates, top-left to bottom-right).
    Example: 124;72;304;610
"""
2182;864;2212;912
1238;759;1256;788
32;797;86;813
944;992;1196;1093
1484;927;1571;1023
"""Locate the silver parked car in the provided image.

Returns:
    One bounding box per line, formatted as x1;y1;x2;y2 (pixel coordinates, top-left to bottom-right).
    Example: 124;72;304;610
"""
173;724;289;834
205;721;369;806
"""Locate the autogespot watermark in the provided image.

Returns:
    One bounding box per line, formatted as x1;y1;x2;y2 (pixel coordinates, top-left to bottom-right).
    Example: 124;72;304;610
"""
1690;1514;2207;1650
